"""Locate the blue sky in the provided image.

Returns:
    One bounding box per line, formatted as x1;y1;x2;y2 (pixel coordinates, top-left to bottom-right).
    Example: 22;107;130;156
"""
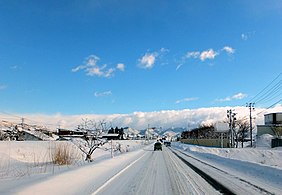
1;0;282;116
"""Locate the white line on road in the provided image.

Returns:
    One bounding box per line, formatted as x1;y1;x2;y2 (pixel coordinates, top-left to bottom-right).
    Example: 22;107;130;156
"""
92;152;147;195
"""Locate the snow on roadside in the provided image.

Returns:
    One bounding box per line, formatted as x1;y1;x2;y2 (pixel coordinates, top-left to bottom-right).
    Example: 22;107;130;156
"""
173;140;282;191
0;141;82;180
1;138;282;194
0;140;148;179
174;135;282;169
0;140;150;194
15;146;149;195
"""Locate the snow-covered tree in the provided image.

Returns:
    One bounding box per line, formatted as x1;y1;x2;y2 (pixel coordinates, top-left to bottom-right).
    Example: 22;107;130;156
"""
72;119;108;162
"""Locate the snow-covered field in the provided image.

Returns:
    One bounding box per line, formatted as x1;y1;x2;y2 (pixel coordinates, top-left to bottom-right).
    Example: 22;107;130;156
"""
0;137;281;194
0;140;148;193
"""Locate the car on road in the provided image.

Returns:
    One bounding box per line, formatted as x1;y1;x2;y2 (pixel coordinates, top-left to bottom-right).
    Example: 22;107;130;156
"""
164;141;171;147
154;142;162;151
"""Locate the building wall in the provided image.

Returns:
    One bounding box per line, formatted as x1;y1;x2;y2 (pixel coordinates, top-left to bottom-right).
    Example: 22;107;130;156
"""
23;131;42;141
265;113;282;125
180;138;229;148
257;113;282;138
257;125;277;136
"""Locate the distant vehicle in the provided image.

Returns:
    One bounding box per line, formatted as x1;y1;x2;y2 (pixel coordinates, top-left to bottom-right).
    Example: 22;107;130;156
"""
154;142;162;151
164;141;171;147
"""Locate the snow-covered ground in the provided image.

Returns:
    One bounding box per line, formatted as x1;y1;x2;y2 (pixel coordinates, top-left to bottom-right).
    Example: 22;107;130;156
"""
173;142;282;194
0;137;281;194
174;141;282;168
0;140;147;192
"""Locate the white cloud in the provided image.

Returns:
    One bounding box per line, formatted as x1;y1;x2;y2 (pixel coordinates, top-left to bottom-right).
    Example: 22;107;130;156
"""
72;55;99;73
138;48;169;69
175;97;199;104
232;92;247;100
6;105;281;130
241;32;255;41
179;46;235;68
86;67;115;78
200;49;218;61
72;55;124;78
86;55;99;66
94;91;112;97
186;51;200;59
139;52;158;69
160;48;169;53
222;46;235;54
117;63;125;71
241;33;248;41
176;63;183;71
216;92;248;102
184;48;218;62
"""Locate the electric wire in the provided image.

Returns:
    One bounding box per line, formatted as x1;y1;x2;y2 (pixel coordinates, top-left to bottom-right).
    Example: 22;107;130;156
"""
0;110;58;129
256;98;282;116
242;72;282;122
249;72;282;103
255;80;282;104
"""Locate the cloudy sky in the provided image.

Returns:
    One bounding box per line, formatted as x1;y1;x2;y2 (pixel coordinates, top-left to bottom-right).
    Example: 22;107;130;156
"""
0;1;282;129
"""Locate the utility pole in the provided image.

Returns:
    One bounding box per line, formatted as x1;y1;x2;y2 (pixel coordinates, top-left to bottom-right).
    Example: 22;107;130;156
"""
21;117;24;130
246;103;255;147
227;109;236;148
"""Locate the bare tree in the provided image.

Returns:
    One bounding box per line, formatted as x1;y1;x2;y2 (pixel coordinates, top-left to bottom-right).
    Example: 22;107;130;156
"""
270;125;282;138
234;120;250;148
72;119;108;162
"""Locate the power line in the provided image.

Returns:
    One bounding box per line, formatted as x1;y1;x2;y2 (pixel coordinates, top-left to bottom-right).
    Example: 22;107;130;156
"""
256;98;282;116
0;111;22;119
255;80;282;104
258;89;282;105
243;72;282;120
249;72;282;103
0;110;58;129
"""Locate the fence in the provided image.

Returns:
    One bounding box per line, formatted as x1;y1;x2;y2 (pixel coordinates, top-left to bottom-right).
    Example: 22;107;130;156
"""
180;138;229;148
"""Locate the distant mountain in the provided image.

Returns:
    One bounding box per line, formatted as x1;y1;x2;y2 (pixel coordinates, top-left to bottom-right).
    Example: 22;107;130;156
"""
159;127;185;135
123;127;140;135
138;127;185;138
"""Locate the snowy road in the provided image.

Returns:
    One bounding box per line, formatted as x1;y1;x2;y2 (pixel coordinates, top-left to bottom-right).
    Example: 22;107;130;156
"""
15;145;220;195
172;147;282;195
94;146;220;195
12;143;282;195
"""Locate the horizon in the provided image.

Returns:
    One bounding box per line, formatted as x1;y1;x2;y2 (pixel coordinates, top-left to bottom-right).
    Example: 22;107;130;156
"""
1;105;282;130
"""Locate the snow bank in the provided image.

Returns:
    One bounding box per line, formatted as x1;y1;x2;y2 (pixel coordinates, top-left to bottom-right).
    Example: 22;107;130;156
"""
256;134;274;148
0;140;148;179
1;139;282;194
174;140;282;169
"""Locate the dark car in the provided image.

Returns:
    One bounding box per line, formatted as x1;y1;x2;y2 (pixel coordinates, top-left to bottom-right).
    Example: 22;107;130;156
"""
164;141;171;147
154;142;162;151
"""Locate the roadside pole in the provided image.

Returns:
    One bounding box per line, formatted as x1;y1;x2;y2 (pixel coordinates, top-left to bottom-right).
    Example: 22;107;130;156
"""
246;103;255;147
111;139;113;158
221;133;223;148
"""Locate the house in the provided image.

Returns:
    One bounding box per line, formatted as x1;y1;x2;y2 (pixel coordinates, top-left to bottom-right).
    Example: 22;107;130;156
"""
102;127;126;140
257;113;282;148
57;128;86;139
257;113;282;137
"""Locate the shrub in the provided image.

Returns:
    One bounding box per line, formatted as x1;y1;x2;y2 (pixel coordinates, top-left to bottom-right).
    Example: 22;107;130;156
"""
51;143;73;165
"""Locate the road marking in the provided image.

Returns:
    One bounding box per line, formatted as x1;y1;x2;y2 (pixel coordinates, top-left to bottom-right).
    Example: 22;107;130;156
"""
92;152;147;195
